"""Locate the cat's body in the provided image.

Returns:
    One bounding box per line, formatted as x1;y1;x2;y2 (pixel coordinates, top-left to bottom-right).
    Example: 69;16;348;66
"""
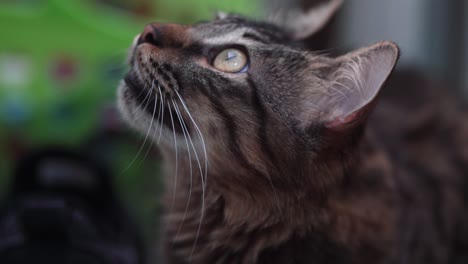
117;1;468;263
159;89;468;264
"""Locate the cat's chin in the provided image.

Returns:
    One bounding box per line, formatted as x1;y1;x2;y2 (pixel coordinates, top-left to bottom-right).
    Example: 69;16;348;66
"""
118;73;185;135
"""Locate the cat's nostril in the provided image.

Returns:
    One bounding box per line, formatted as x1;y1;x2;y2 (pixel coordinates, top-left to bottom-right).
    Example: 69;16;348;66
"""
139;24;160;46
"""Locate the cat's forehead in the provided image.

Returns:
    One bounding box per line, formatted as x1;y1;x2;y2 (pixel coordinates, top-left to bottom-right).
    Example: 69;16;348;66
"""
189;16;290;45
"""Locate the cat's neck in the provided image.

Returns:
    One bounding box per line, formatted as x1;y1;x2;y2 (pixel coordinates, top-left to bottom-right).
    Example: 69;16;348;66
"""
159;143;349;228
158;130;397;262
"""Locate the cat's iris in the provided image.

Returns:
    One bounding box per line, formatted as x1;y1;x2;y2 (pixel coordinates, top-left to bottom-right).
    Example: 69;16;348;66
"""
213;49;248;73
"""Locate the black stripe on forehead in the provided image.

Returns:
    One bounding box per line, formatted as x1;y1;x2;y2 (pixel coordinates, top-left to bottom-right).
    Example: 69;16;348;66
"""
195;15;290;44
216;16;283;33
242;32;269;45
222;17;287;38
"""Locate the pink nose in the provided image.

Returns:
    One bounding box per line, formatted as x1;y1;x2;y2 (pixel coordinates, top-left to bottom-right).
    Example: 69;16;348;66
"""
138;23;189;48
139;23;160;46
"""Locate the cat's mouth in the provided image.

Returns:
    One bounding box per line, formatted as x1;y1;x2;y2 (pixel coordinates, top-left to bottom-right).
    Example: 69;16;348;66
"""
124;71;185;134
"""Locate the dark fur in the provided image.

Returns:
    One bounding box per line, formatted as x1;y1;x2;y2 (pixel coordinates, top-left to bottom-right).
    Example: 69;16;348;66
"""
118;7;468;264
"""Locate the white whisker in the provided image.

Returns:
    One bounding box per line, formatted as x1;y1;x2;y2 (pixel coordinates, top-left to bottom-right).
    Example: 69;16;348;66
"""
174;90;209;187
173;99;205;190
155;86;164;138
168;102;178;214
158;85;166;143
120;89;157;175
174;91;208;260
129;88;152;118
172;99;194;247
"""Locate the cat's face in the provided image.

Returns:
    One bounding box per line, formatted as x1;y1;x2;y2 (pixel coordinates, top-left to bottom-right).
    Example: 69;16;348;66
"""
118;1;399;176
119;16;310;153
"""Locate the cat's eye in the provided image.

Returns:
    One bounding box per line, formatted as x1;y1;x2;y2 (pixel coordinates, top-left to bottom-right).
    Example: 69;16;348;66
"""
213;49;248;73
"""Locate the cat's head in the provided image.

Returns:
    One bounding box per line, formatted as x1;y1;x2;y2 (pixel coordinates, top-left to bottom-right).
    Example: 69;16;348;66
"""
118;0;399;178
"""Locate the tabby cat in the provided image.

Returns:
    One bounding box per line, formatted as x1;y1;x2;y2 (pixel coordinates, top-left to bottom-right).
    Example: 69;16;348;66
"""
117;0;468;263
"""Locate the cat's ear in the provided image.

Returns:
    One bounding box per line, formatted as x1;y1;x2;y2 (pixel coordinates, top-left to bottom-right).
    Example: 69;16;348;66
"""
215;11;228;20
314;42;399;129
266;0;343;40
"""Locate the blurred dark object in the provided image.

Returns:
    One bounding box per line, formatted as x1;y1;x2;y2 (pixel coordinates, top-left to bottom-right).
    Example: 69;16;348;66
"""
0;147;145;264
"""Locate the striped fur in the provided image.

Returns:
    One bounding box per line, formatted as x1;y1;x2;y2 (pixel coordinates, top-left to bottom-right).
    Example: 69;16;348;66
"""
117;11;468;264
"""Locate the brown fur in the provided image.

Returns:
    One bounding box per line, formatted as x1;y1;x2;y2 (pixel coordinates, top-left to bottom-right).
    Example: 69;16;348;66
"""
117;3;468;263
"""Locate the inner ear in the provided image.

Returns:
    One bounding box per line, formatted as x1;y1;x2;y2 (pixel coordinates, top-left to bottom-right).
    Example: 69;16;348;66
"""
316;42;400;128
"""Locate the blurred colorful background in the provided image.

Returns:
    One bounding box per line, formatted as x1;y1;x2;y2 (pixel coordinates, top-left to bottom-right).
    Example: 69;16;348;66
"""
0;0;467;261
0;0;258;256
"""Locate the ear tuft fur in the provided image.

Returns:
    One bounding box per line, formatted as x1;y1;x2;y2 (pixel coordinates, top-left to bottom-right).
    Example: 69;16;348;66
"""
323;42;399;127
298;42;399;129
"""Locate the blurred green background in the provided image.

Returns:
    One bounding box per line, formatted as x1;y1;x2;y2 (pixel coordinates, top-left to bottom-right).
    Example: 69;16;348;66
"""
0;0;258;252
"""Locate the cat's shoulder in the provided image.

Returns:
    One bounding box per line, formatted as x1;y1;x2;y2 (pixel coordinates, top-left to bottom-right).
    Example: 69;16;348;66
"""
370;69;468;180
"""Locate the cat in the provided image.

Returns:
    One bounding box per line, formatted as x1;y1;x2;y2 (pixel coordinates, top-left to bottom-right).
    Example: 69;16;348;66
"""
117;0;468;263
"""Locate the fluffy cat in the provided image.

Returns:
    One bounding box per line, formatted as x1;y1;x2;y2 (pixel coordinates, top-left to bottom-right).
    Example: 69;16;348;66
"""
117;0;468;263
